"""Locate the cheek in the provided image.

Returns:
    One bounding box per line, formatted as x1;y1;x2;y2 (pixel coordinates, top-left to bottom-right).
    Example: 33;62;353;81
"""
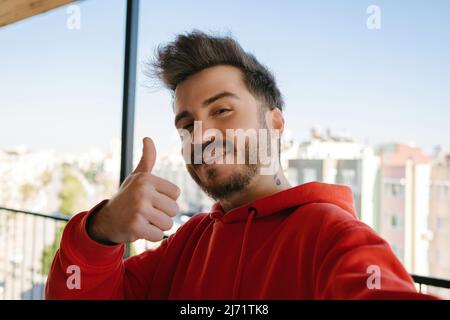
228;108;260;130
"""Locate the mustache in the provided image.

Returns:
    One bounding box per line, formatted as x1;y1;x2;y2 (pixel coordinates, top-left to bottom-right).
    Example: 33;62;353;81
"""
188;139;236;166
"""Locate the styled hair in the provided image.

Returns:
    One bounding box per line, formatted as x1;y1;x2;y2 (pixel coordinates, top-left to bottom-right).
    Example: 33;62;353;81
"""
149;30;284;111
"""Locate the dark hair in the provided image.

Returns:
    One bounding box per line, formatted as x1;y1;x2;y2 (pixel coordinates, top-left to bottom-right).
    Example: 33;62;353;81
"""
149;30;284;111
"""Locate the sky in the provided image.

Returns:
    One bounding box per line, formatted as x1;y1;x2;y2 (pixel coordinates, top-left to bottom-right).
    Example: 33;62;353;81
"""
1;0;450;159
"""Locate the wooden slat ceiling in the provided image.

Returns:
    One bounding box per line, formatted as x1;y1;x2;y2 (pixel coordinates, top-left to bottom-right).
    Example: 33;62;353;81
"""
0;0;74;27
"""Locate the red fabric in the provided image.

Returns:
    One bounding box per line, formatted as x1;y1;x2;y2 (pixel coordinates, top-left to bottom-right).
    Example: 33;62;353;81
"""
45;181;439;300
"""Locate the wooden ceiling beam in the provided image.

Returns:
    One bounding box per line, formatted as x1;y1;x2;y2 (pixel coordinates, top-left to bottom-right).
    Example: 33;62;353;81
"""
0;0;74;27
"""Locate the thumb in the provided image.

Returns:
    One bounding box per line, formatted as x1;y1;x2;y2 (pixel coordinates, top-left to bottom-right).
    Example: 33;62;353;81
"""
133;137;156;173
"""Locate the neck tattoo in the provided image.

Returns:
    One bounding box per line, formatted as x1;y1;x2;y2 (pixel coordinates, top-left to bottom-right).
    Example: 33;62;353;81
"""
273;174;281;186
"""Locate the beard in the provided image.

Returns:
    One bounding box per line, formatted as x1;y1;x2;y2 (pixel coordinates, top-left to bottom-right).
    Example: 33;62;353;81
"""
186;140;259;201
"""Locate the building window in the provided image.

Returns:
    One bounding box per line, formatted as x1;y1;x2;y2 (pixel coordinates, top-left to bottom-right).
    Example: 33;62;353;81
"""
302;168;317;183
389;214;403;229
436;217;445;232
286;168;299;185
340;169;356;188
391;215;398;228
436;185;449;201
385;182;404;197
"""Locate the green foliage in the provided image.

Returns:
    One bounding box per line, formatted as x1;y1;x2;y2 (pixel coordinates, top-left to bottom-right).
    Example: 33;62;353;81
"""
42;165;89;275
41;225;64;276
58;166;87;216
40;170;53;186
20;183;35;202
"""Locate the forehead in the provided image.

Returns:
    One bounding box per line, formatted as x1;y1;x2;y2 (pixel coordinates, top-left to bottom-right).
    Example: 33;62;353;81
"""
173;65;248;113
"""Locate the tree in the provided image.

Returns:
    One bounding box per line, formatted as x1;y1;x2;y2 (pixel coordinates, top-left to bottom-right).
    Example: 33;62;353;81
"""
40;170;53;187
20;183;35;203
58;166;87;215
42;165;88;276
41;225;64;276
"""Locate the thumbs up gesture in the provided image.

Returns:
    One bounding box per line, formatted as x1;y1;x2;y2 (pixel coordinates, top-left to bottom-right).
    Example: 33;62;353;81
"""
87;137;181;245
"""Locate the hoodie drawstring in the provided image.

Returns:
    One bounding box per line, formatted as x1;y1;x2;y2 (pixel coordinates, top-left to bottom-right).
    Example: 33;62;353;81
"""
232;207;257;300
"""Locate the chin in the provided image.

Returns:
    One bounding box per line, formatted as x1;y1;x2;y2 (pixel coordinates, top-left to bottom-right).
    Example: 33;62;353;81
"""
201;163;234;179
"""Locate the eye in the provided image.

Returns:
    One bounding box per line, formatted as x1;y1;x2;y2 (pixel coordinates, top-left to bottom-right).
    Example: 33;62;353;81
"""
183;123;194;131
214;108;230;116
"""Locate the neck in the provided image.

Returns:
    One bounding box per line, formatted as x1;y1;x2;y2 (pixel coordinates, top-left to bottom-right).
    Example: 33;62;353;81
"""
219;167;291;212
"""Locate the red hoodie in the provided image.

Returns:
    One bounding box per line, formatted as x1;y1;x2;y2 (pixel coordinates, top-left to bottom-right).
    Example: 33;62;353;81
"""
45;181;437;300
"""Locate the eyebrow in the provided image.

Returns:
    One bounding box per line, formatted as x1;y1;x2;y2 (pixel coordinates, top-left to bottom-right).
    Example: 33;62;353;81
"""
202;91;239;107
174;110;191;127
174;91;239;126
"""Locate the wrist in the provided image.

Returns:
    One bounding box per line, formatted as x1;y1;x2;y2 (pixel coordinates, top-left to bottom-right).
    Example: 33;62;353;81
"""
86;203;118;246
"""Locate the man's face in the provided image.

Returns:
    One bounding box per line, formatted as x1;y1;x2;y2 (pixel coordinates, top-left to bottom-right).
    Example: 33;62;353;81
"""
173;65;267;201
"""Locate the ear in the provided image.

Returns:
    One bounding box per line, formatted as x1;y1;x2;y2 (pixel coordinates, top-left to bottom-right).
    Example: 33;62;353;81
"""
267;108;285;135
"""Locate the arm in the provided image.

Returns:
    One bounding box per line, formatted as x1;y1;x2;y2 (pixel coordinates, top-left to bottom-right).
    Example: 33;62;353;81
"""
45;202;168;300
46;137;181;299
314;218;439;300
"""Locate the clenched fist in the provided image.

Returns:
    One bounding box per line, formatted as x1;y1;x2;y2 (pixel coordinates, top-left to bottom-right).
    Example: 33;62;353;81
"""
87;137;181;245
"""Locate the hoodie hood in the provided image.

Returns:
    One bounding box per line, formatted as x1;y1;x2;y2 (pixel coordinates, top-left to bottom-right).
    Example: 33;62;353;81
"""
209;181;357;223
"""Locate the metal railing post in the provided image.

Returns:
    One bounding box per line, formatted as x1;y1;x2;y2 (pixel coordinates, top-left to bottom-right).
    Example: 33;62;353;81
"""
120;0;140;259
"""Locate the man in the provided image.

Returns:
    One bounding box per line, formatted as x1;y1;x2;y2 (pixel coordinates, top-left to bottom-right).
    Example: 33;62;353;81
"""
46;31;436;299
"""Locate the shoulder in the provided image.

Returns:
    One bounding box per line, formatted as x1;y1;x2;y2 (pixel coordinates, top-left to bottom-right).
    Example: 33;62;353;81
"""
284;202;375;242
166;213;210;243
288;202;358;226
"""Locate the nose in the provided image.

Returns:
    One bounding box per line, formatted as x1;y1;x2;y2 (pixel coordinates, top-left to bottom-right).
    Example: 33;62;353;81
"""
194;119;224;145
179;119;225;165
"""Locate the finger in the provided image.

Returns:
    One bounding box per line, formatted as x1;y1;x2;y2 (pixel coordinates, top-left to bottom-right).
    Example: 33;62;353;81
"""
151;176;181;200
142;207;174;231
152;192;179;217
133;137;156;174
135;218;164;242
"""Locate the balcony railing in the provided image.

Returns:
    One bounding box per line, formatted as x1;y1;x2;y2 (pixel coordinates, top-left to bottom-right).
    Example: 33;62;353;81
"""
0;206;69;300
1;206;450;300
411;274;450;294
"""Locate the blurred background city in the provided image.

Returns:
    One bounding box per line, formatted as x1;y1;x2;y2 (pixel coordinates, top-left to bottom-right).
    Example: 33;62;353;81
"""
1;0;450;299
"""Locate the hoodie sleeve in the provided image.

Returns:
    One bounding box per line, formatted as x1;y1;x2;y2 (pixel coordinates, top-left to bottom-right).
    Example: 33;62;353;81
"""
313;211;439;300
45;201;169;300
